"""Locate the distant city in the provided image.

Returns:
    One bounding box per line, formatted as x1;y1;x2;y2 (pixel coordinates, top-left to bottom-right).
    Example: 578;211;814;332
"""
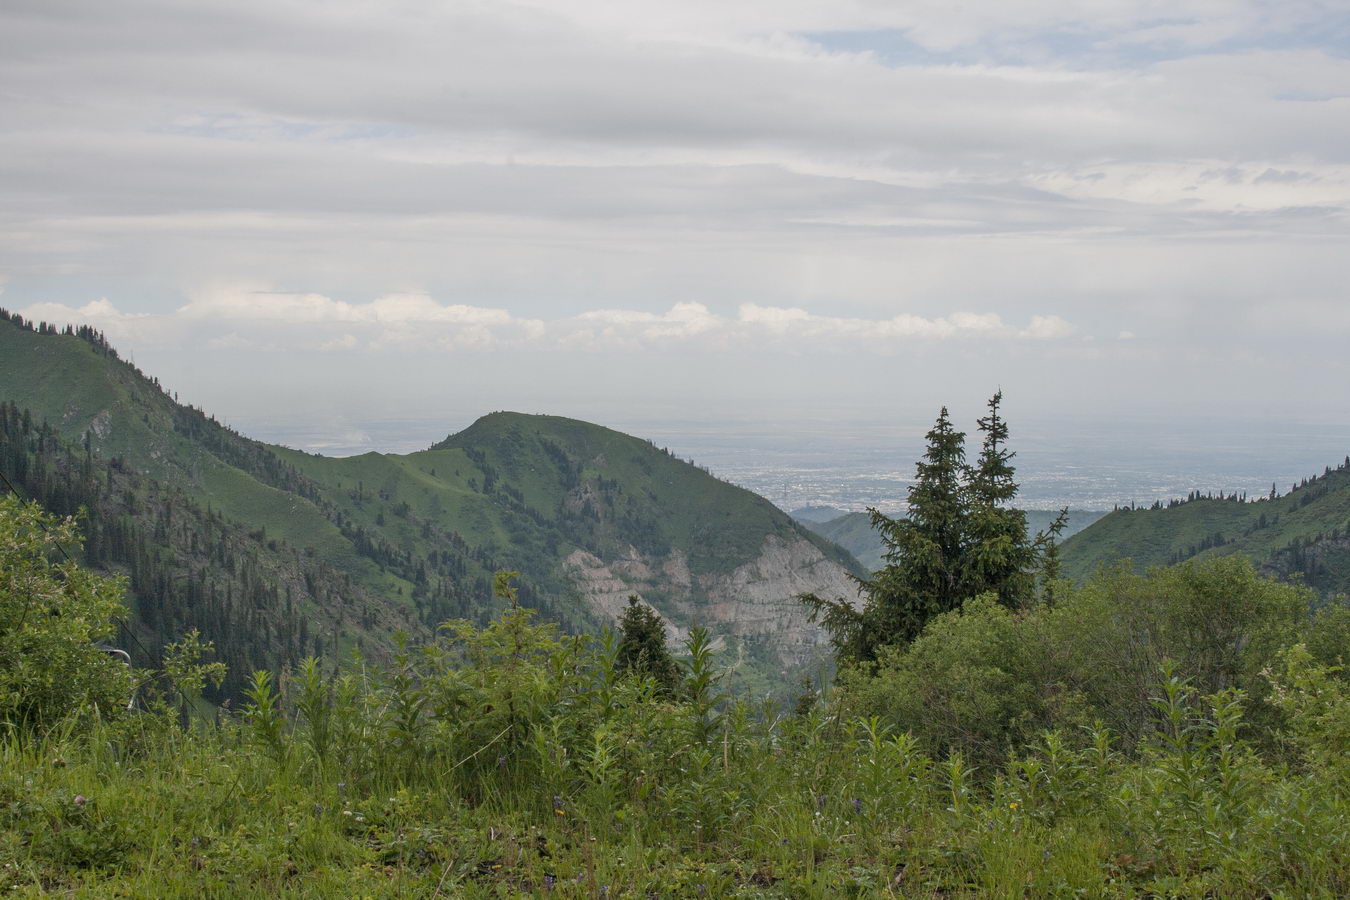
239;414;1350;514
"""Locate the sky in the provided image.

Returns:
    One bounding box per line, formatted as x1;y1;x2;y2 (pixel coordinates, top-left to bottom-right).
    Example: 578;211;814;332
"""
3;0;1350;454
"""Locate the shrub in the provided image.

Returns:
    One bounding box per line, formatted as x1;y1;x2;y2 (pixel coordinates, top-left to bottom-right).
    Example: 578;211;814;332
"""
0;496;134;732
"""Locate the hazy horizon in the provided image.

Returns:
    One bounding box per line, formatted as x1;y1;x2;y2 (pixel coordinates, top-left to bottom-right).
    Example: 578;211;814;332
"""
218;404;1350;514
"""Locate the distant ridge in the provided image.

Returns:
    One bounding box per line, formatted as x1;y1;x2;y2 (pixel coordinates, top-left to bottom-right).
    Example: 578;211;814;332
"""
0;309;863;695
1061;461;1350;595
798;508;1107;572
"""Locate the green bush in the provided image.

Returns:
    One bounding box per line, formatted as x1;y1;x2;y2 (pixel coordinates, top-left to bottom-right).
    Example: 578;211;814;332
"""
1044;556;1307;749
0;496;134;732
840;556;1313;763
845;594;1047;767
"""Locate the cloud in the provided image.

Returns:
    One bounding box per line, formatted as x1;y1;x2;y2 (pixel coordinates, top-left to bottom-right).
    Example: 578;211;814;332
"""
737;304;1010;340
1;0;1347;425
1020;315;1075;339
18;292;1078;353
319;333;359;351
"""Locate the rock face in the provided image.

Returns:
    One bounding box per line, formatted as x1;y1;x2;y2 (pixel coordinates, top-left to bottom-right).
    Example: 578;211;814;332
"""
565;534;859;667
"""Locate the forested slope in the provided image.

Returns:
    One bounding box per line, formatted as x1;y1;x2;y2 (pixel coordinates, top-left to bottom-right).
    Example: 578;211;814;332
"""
1062;462;1350;594
0;310;861;692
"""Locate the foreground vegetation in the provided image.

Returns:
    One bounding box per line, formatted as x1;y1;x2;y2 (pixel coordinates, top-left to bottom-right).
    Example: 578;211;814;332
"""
6;497;1350;896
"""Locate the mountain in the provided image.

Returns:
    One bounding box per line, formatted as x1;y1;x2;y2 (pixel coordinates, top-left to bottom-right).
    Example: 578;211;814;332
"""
799;508;1108;572
0;311;862;694
1061;465;1350;595
789;505;847;523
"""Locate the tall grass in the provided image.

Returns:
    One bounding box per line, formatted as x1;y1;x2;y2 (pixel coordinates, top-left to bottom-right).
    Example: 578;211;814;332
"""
4;600;1350;898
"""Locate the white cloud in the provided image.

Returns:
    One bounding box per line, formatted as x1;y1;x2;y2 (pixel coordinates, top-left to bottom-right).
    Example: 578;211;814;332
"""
18;293;1078;353
1020;315;1076;339
738;304;1029;341
319;333;359;351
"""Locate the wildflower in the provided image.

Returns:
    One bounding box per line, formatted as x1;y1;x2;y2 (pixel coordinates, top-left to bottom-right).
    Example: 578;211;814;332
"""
1009;802;1018;810
355;816;366;823
852;797;862;813
73;795;86;807
544;873;556;890
343;810;353;817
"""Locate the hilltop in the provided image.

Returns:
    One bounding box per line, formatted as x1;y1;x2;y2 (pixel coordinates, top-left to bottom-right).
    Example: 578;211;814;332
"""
0;311;861;694
800;508;1107;571
1061;464;1350;594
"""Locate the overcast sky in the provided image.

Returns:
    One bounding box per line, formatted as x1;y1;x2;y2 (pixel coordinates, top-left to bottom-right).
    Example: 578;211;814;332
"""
3;0;1349;450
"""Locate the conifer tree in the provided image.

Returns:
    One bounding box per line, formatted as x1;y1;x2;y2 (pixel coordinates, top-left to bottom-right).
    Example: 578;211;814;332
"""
965;391;1038;608
614;595;680;696
804;394;1058;664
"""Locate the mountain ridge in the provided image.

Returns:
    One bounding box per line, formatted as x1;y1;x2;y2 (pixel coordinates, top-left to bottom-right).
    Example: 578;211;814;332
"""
0;310;862;693
1061;462;1350;595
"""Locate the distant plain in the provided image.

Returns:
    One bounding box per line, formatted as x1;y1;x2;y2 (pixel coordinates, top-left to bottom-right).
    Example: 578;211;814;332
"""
237;414;1350;513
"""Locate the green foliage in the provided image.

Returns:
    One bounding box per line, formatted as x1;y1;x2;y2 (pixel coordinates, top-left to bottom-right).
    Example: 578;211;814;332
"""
161;629;227;718
5;554;1350;895
682;626;727;743
1266;644;1350;787
8;655;1350;896
614;595;681;696
844;594;1046;767
843;555;1311;765
1043;555;1307;747
0;496;134;731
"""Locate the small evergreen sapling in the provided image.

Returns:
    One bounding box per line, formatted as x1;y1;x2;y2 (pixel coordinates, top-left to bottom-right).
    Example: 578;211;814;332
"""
614;595;680;697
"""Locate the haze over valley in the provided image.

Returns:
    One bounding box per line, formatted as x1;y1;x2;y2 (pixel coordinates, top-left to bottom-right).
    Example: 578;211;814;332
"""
238;412;1350;514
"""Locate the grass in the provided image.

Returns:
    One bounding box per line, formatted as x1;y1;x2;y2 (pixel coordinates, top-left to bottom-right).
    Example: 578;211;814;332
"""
6;603;1350;898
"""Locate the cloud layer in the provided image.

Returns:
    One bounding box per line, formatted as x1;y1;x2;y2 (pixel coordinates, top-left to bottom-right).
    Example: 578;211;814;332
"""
18;291;1075;353
1;0;1348;426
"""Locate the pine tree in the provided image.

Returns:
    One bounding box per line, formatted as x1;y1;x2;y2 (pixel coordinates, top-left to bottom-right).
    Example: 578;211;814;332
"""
804;394;1057;664
614;595;680;696
965;391;1037;608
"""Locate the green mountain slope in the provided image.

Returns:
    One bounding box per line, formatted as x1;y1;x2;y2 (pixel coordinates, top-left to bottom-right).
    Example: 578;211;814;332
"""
800;509;1108;572
1062;465;1350;594
0;311;862;692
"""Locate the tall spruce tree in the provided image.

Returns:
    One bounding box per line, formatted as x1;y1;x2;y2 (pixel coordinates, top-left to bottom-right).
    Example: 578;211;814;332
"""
804;394;1061;664
964;391;1038;608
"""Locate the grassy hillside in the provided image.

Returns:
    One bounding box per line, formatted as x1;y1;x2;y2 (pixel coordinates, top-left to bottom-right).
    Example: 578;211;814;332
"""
0;311;860;693
433;412;859;577
1062;463;1350;594
802;508;1107;572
